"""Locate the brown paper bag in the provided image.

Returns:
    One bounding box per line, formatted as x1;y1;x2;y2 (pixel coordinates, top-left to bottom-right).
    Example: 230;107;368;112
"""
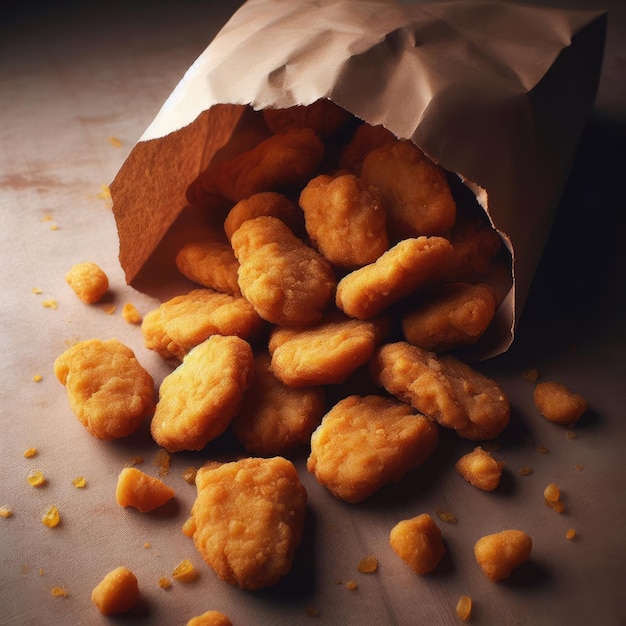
110;0;605;358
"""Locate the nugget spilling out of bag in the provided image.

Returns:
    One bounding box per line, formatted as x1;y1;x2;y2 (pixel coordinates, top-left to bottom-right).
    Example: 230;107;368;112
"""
186;456;307;590
54;339;155;440
151;335;254;452
307;395;439;503
371;342;510;440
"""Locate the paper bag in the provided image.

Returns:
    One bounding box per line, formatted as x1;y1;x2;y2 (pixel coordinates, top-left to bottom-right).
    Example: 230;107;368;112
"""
110;0;605;358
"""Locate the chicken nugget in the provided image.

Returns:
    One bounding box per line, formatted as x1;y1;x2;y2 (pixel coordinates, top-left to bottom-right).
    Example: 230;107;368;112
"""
189;456;307;590
231;216;336;327
268;312;386;387
175;232;241;296
339;122;397;175
204;128;324;203
224;192;302;241
263;99;351;139
231;353;325;455
299;173;388;268
307;395;438;503
401;282;497;352
150;335;254;452
361;140;456;241
371;342;510;440
54;339;154;440
335;236;454;319
142;288;264;361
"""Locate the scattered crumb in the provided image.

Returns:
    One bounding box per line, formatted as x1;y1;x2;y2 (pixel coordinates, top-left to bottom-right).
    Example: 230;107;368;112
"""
575;464;584;472
40;214;53;222
182;466;198;485
0;507;13;518
518;467;534;476
96;184;111;200
172;559;199;583
456;595;472;621
50;223;59;231
23;447;38;458
32;287;43;294
154;449;171;477
566;430;577;440
357;555;378;573
158;576;172;589
537;445;550;454
27;470;46;487
144;542;151;549
522;368;538;383
435;509;457;524
122;302;142;324
345;580;358;591
50;586;68;598
42;505;60;528
42;299;58;309
126;456;144;467
543;483;560;503
32;374;43;382
566;528;577;540
39;568;45;576
72;476;86;488
102;303;117;315
108;136;123;148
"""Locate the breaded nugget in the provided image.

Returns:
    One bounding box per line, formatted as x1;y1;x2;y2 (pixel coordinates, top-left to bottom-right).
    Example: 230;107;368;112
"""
371;342;510;440
455;446;505;491
335;236;454;319
299;173;388;268
361;139;456;240
389;513;446;575
401;282;497;352
187;611;232;626
223;192;302;241
231;353;325;455
65;261;109;304
268;312;386;387
263;99;351;138
175;234;241;296
340;122;397;175
150;335;254;452
231;216;336;327
189;456;307;590
533;381;588;425
205;128;324;203
141;288;264;361
443;210;504;282
307;395;438;503
54;339;154;440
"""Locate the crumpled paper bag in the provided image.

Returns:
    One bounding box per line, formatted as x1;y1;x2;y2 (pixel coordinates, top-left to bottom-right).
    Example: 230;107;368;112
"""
110;0;605;358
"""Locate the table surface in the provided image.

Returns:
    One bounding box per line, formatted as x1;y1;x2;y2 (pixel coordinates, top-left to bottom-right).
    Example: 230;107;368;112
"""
1;1;625;625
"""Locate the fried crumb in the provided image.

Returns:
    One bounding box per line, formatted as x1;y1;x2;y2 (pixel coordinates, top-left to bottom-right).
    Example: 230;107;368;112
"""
102;303;116;315
172;559;199;583
42;299;58;309
27;470;46;487
456;595;472;621
566;528;577;540
357;556;378;573
0;507;13;518
23;447;38;458
122;302;142;324
50;223;59;231
144;542;151;549
96;184;111;200
537;445;550;454
126;456;144;467
108;136;123;148
154;449;172;477
72;476;86;488
50;586;68;598
543;483;560;503
32;287;43;294
42;505;60;528
518;467;534;476
435;509;457;524
32;374;43;382
345;580;358;591
158;576;172;589
566;430;577;440
575;464;584;472
182;466;198;485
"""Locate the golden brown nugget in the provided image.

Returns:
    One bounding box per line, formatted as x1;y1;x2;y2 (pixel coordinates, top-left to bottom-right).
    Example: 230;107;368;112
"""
204;128;324;203
176;235;241;296
455;446;505;491
263;98;351;138
307;395;438;503
299;173;388;268
151;335;254;452
474;530;532;581
361;139;456;241
187;611;233;626
340;122;397;175
533;381;588;425
335;236;454;319
231;353;325;455
389;513;445;575
231;216;336;327
91;566;140;615
115;467;175;512
65;261;109;303
141;288;264;361
54;339;154;440
371;342;510;440
268;313;385;387
223;191;302;242
188;456;307;590
401;282;497;352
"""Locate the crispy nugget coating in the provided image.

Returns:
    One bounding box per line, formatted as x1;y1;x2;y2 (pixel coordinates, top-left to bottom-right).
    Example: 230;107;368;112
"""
263;99;350;138
307;395;438;503
389;513;445;575
151;335;254;452
190;457;307;590
208;128;324;203
335;236;453;319
141;288;264;361
65;261;109;303
474;530;532;581
224;192;302;242
231;216;336;327
533;381;588;425
340;122;397;175
268;313;385;387
231;353;325;455
176;235;241;296
361;140;456;241
91;566;140;616
455;446;504;491
115;467;175;512
187;611;233;626
371;342;510;440
401;282;497;352
54;339;154;440
299;173;388;268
